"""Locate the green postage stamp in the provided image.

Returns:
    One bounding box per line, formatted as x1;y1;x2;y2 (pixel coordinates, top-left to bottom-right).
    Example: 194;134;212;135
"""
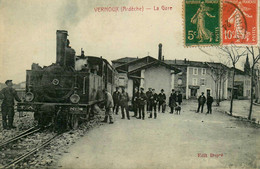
184;0;220;46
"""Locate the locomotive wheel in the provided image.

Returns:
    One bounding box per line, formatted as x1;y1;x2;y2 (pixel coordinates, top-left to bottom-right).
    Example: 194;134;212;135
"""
70;114;79;129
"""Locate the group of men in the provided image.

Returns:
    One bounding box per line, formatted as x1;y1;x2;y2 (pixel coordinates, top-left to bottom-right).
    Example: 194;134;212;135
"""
110;87;183;120
197;92;214;114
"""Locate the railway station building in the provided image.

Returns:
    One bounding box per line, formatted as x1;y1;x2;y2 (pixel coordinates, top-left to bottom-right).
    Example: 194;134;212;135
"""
112;44;251;101
112;55;180;103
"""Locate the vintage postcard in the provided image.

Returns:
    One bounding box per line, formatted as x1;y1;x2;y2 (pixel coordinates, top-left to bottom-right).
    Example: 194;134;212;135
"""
0;0;260;169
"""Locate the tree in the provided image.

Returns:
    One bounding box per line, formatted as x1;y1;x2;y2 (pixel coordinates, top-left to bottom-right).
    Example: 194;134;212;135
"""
206;62;228;106
246;46;260;120
219;46;247;115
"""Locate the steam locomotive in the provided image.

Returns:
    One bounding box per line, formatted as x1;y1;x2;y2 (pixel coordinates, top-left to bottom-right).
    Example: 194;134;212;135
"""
17;30;117;130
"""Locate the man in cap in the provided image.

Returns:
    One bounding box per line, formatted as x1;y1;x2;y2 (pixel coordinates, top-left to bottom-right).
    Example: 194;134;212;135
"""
0;80;22;129
119;86;130;120
101;89;114;124
137;87;147;120
132;87;139;117
197;92;206;113
177;91;183;105
169;89;177;114
146;88;152;114
148;89;158;119
112;87;120;115
158;89;166;113
206;93;214;114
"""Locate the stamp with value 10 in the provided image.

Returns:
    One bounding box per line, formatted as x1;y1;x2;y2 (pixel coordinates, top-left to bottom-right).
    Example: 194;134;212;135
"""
184;0;221;46
222;0;258;45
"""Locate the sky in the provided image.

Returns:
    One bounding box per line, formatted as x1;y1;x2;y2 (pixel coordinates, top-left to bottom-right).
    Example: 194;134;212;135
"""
0;0;259;83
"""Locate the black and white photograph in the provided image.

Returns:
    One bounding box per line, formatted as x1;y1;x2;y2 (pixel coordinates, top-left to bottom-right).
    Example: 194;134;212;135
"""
0;0;259;168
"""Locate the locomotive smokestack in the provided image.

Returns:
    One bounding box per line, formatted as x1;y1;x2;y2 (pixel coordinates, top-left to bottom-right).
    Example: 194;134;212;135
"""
56;30;68;66
158;43;162;61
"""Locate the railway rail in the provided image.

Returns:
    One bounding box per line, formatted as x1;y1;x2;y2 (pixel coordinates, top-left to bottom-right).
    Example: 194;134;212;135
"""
1;134;61;169
0;127;40;149
0;125;58;169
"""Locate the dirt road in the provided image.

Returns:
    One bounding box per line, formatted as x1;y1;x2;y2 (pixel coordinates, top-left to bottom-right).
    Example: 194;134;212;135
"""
57;101;260;169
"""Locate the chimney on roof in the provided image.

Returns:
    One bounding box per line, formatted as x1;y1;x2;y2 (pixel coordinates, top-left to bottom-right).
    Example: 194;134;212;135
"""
175;59;176;64
184;58;186;63
158;43;162;60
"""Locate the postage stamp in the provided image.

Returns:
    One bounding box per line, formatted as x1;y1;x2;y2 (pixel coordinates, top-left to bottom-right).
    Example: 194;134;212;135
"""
184;0;221;46
222;0;258;45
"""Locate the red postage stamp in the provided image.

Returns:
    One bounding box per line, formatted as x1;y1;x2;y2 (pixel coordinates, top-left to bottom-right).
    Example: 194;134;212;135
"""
222;0;258;45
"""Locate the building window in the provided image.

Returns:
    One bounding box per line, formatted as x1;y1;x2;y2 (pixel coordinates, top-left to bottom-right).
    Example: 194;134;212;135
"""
192;78;198;85
193;68;198;75
200;78;206;85
202;68;206;75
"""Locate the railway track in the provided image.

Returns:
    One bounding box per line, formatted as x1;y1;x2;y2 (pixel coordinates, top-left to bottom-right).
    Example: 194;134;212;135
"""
0;125;59;169
0;127;40;149
1;134;60;169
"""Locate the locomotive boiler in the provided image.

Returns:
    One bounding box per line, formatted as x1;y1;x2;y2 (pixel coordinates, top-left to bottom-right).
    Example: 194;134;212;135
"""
17;30;117;130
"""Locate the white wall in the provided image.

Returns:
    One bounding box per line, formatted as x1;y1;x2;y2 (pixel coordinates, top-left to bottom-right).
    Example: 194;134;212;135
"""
144;65;171;103
127;79;133;99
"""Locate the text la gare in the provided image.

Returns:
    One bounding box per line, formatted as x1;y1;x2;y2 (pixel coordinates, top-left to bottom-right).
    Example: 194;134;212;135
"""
154;5;173;11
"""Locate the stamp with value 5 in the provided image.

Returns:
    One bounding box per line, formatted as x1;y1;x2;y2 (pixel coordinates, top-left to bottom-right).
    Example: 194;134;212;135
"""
184;0;221;46
222;0;258;45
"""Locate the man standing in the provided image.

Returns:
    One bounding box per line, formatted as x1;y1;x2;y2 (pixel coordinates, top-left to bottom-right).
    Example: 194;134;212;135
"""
0;80;22;129
132;87;139;117
197;92;206;113
177;91;183;105
158;89;166;113
137;88;146;120
206;93;214;114
101;89;114;124
112;87;120;115
146;88;152;115
169;89;177;114
149;89;158;119
119;87;130;120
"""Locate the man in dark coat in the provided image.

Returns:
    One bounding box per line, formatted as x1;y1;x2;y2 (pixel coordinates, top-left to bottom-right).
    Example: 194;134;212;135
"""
0;80;22;129
112;87;120;115
197;92;206;113
169;89;177;114
146;88;152;115
206;93;214;114
137;88;147;120
119;87;130;120
177;91;183;105
132;87;139;117
148;89;158;119
158;89;166;113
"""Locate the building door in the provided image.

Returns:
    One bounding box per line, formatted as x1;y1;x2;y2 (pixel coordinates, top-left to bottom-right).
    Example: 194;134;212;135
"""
191;89;197;98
